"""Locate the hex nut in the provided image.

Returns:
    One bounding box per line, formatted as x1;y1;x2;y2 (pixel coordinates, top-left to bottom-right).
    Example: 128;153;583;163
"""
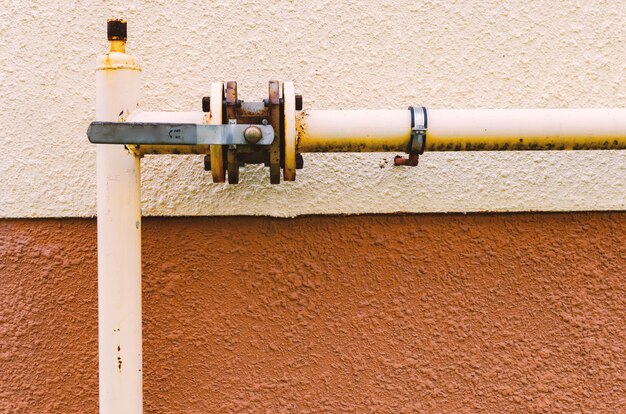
295;95;303;111
202;97;211;113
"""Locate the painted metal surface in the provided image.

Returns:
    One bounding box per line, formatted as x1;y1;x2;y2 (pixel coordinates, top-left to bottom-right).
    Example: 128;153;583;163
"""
297;110;412;152
95;35;143;414
297;109;626;152
209;82;225;183
426;109;626;151
283;81;297;181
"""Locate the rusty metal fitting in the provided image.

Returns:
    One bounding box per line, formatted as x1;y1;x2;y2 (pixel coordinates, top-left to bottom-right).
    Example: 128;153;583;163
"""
295;95;303;111
202;97;211;112
107;19;127;41
243;126;263;144
394;152;419;166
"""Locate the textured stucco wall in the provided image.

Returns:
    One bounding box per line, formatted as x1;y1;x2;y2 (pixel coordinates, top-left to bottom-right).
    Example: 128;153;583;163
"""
0;1;625;218
1;213;625;412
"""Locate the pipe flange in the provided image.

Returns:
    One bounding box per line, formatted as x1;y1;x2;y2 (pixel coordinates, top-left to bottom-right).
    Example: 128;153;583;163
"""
268;81;282;184
209;82;225;182
283;81;297;181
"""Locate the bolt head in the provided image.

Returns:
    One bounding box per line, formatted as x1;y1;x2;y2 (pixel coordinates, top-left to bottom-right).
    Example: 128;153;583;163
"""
202;97;211;112
295;95;303;111
243;126;263;144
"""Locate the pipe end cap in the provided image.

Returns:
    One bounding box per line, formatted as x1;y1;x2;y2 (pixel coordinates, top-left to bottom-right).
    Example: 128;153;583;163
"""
107;19;127;41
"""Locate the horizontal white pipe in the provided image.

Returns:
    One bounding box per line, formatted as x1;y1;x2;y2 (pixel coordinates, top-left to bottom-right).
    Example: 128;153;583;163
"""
297;110;411;152
428;108;626;150
125;108;626;153
127;111;206;124
297;108;626;152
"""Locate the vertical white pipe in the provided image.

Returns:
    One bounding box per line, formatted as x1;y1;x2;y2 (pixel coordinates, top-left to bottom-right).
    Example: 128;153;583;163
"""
96;36;142;413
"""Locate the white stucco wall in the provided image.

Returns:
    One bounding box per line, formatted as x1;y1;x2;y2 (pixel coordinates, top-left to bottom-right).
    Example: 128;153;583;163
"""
0;0;624;218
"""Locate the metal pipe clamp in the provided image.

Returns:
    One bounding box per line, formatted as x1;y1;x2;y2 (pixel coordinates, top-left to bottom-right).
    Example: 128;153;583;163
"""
408;106;427;154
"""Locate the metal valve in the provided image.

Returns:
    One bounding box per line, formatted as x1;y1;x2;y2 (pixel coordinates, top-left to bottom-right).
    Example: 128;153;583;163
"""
200;80;302;184
88;80;304;185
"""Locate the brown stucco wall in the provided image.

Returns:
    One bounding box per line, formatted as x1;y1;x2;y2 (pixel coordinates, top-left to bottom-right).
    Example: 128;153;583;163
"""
0;213;624;413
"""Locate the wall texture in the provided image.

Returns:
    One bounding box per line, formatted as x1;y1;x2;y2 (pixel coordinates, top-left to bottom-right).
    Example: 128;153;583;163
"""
1;213;624;413
1;0;625;217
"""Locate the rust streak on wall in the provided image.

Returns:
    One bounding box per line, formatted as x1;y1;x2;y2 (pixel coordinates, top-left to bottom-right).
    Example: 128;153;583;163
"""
0;213;625;413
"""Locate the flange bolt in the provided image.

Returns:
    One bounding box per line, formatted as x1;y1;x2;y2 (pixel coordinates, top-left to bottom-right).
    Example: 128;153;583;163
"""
295;95;303;111
202;97;211;112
